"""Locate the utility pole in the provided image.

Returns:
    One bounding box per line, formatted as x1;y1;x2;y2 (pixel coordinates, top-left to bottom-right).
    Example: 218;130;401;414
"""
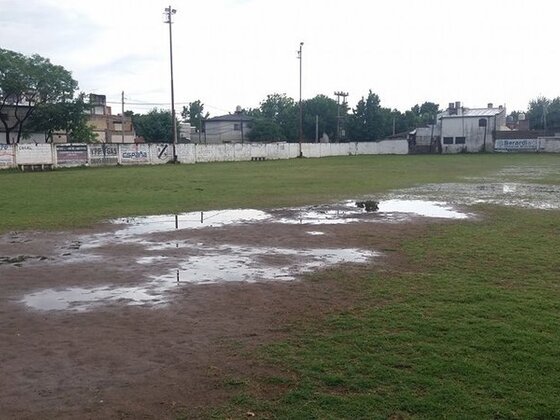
543;101;548;134
334;91;348;142
164;5;178;162
297;42;304;155
315;115;319;142
121;91;125;144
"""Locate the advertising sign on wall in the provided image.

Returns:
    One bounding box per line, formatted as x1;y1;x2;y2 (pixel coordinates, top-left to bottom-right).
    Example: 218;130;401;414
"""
56;144;88;166
89;144;119;166
120;144;149;164
495;139;538;152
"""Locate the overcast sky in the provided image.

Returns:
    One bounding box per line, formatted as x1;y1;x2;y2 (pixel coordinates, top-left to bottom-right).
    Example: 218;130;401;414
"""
1;0;558;116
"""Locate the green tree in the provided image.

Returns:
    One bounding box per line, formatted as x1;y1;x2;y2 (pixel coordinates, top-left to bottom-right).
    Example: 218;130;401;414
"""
131;108;179;143
302;95;339;141
256;93;298;141
27;93;96;143
181;100;209;131
247;118;285;142
418;102;439;125
347;90;385;141
0;48;78;143
527;96;560;131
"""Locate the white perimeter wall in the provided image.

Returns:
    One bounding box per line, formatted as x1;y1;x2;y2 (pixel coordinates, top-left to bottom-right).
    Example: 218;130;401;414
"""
1;140;408;169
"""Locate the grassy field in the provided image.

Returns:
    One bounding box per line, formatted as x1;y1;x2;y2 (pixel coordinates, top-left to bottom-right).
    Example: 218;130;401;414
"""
2;154;560;418
0;154;558;232
213;205;560;418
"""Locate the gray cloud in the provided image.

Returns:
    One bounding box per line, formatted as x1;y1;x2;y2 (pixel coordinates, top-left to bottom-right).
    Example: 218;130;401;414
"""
0;0;100;57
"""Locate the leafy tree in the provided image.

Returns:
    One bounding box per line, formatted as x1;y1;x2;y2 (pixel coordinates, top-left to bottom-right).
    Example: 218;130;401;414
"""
508;110;520;124
347;90;385;141
418;101;439;125
26;93;96;143
527;96;560;131
181;100;209;131
256;93;298;141
0;48;78;143
247;118;285;142
131;108;179;142
302;95;339;141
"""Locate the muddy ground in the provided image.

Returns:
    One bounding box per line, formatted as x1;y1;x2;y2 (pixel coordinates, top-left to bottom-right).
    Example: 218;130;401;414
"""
1;178;558;419
0;203;450;419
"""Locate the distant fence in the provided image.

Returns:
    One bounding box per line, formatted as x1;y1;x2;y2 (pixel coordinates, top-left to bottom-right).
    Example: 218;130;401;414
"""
0;140;409;170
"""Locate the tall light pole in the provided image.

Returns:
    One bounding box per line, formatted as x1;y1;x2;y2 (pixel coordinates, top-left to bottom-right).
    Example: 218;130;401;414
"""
297;42;304;156
164;6;178;162
334;91;348;142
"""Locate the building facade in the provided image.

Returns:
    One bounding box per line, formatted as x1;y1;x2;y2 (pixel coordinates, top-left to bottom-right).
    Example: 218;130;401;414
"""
87;94;136;143
202;110;253;144
438;101;507;153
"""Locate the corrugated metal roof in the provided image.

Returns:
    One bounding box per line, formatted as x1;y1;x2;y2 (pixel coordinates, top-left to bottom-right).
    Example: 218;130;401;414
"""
441;108;505;118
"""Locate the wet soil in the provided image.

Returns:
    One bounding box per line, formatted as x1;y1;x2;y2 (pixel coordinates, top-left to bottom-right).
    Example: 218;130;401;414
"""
0;207;449;419
2;176;559;418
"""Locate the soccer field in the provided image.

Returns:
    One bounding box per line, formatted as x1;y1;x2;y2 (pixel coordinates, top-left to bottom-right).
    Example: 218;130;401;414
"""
0;154;559;418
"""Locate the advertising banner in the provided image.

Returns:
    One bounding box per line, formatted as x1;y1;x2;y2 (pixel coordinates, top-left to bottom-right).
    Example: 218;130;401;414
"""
56;144;88;166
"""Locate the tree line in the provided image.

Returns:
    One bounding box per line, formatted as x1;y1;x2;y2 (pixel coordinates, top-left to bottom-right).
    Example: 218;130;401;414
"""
132;93;439;143
3;48;560;144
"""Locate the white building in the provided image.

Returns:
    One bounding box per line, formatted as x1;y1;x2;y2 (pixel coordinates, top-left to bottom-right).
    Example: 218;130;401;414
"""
438;101;507;153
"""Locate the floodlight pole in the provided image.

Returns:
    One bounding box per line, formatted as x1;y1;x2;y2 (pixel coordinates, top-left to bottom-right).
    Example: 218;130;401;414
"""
165;6;178;162
334;91;348;142
297;42;304;156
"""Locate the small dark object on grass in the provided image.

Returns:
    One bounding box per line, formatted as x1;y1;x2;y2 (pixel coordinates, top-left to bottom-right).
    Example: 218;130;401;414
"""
356;200;379;212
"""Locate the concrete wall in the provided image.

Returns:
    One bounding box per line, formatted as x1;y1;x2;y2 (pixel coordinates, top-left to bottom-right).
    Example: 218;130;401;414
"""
1;140;409;170
0;144;16;168
16;144;53;165
176;144;196;164
541;138;560;153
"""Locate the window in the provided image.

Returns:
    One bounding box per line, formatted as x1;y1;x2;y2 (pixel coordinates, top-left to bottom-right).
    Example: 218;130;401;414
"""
234;123;241;131
455;136;466;144
443;137;453;145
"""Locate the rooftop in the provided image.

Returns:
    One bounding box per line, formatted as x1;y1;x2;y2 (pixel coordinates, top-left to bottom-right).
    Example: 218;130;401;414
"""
441;107;505;119
206;114;254;123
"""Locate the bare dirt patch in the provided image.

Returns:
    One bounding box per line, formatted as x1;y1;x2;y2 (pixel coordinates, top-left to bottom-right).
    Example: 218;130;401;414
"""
0;203;465;419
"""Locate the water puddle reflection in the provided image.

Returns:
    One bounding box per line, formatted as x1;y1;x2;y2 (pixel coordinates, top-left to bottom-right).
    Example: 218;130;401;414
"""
275;199;469;225
22;245;376;311
23;285;162;312
393;183;560;210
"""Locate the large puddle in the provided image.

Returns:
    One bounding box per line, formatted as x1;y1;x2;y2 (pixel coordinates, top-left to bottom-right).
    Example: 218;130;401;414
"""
17;175;559;312
22;245;375;311
275;200;469;225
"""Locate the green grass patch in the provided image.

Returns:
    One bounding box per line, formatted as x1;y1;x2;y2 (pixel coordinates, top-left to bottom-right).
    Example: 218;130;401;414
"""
219;206;560;419
0;154;558;232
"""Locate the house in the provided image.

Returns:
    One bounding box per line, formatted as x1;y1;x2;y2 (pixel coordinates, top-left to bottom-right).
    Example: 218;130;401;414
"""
437;101;507;153
87;94;136;143
202;107;253;144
